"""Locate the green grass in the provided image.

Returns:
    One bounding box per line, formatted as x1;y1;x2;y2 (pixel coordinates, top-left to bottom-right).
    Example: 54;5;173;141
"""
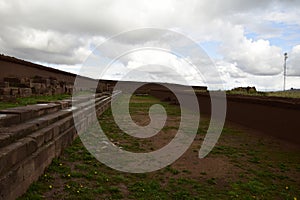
0;94;71;110
226;90;300;98
18;95;300;200
266;91;300;98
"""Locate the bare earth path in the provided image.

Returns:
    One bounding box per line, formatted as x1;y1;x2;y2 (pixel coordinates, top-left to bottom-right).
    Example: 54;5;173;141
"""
19;95;300;200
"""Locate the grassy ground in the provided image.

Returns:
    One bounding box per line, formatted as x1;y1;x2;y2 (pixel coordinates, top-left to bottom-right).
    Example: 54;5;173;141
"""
18;95;300;200
226;90;300;98
0;94;71;110
266;91;300;98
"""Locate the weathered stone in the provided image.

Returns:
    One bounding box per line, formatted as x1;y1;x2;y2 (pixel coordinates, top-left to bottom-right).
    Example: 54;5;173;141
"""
0;133;11;148
0;140;53;200
1;123;38;142
58;116;74;133
0;113;20;127
0;108;33;123
31;82;42;92
0;88;11;95
10;88;19;96
34;142;55;172
18;88;32;97
0;103;61;124
0;88;116;200
28;126;53;147
27;118;49;130
0;138;37;176
0;166;21;200
55;100;71;109
54;126;75;157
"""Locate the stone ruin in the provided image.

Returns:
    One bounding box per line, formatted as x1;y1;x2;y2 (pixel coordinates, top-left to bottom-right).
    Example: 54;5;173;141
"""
0;76;74;101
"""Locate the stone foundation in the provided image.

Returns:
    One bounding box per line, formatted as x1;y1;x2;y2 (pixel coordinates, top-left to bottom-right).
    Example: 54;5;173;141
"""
0;92;121;200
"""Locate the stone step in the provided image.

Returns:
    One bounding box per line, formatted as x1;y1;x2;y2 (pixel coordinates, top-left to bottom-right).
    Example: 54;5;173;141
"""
0;95;109;149
0;93;107;128
0;103;62;127
0;115;76;177
0;137;37;177
0;114;78;180
0;109;72;149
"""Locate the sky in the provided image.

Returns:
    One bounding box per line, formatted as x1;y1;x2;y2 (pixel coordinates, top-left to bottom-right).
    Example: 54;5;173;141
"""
0;0;300;91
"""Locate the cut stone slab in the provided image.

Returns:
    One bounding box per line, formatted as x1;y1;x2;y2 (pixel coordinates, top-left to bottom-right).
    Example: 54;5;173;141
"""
0;103;61;123
0;113;20;127
0;133;11;148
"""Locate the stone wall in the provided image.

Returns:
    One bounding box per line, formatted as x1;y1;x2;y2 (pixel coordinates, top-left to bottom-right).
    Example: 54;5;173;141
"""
149;87;300;145
0;92;120;200
0;76;74;101
0;54;117;101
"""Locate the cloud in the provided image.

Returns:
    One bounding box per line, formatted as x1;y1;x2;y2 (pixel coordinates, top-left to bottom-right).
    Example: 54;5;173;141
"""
220;25;283;75
0;0;300;90
288;45;300;76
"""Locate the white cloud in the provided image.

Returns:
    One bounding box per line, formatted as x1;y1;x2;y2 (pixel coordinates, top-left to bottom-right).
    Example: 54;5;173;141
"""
220;25;283;75
0;0;300;90
288;45;300;76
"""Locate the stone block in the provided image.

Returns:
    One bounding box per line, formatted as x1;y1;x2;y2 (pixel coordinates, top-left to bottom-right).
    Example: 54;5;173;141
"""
0;138;37;176
10;88;19;96
18;88;32;97
31;82;41;90
0;108;33;123
0;123;38;142
0;133;11;148
58;116;74;133
0;165;21;200
0;88;11;95
34;142;55;171
0;113;21;127
55;100;71;109
28;126;53;147
52;125;59;138
0;103;61;123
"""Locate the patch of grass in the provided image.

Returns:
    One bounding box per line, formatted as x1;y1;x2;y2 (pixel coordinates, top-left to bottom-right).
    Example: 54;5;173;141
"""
0;94;71;110
165;165;180;175
226;90;300;98
267;91;300;98
228;178;298;200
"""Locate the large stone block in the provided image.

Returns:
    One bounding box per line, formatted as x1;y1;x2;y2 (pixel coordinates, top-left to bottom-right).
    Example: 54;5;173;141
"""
33;142;55;173
54;126;76;157
18;88;32;97
0;165;22;200
0;133;11;148
0;113;21;127
0;139;55;200
10;88;19;96
0;108;34;123
0;123;38;146
0;88;11;95
0;138;37;177
0;103;61;124
58;116;74;133
28;126;53;147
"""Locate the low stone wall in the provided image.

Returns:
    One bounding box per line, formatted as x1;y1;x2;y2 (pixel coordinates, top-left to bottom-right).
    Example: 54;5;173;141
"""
0;55;118;101
0;76;74;101
149;88;300;145
0;92;119;200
